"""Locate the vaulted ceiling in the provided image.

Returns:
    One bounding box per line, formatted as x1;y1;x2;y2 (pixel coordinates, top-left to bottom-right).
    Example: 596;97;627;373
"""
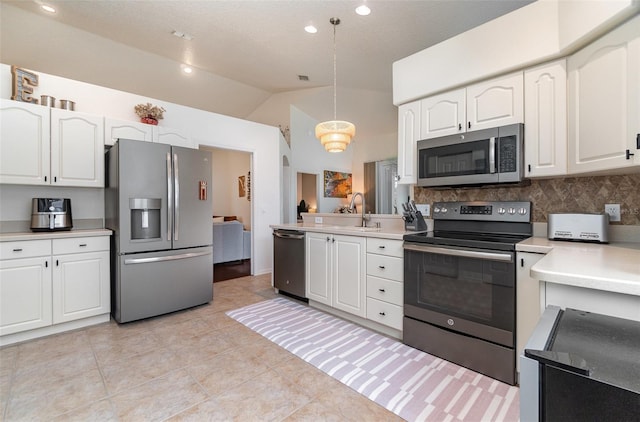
1;1;533;127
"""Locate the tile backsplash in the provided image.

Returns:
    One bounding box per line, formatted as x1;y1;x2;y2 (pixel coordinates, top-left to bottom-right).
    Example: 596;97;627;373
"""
414;174;640;225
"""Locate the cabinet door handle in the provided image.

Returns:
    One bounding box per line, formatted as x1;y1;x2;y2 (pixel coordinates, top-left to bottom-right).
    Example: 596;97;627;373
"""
44;176;47;182
458;123;462;131
45;260;48;268
54;176;57;183
527;164;531;173
378;288;386;293
326;236;331;242
12;248;23;252
521;258;524;267
626;149;635;160
378;265;385;269
79;243;87;247
56;260;59;266
379;312;386;316
468;121;471;129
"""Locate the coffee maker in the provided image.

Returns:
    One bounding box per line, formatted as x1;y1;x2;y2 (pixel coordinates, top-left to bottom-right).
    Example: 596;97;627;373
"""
30;198;73;231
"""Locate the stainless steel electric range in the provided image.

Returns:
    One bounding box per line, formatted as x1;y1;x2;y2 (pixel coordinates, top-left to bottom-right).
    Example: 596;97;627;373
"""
403;201;532;385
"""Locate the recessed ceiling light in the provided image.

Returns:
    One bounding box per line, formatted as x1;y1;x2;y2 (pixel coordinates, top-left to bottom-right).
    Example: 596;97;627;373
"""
355;5;371;16
183;66;193;74
304;25;318;34
41;4;56;13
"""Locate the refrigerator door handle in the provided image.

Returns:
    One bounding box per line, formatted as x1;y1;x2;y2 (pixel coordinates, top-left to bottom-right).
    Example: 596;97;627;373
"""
166;152;173;241
174;152;180;241
124;250;212;265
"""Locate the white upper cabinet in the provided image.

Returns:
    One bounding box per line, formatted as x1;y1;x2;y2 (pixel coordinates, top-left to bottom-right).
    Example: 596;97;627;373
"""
420;88;465;139
0;100;104;187
524;59;568;177
104;118;154;146
397;101;421;184
466;72;524;131
0;100;51;185
156;126;194;149
567;16;640;174
418;72;524;141
51;109;104;187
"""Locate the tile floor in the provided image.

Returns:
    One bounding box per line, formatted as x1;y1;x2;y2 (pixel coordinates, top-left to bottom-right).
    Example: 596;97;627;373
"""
0;274;402;421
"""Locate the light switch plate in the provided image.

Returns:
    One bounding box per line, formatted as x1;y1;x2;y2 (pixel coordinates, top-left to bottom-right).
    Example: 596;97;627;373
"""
415;204;430;216
314;216;323;224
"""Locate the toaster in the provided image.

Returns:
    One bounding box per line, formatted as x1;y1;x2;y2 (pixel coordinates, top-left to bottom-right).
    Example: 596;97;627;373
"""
547;213;609;243
30;198;73;231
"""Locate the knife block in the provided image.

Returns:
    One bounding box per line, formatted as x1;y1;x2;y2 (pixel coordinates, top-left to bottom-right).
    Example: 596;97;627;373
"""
404;211;428;231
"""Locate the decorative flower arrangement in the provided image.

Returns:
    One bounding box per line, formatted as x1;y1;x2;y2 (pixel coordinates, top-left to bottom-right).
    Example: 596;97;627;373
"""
134;103;166;125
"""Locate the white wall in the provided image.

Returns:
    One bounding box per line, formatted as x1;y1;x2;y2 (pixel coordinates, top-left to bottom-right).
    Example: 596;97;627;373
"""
210;148;252;230
0;64;279;276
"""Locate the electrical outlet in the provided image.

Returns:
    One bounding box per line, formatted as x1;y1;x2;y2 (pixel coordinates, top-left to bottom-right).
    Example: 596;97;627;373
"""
314;216;323;224
604;204;621;222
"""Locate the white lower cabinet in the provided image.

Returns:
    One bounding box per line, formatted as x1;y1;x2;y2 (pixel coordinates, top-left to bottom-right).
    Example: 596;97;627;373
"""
365;238;404;330
306;232;366;318
0;235;110;342
52;237;110;324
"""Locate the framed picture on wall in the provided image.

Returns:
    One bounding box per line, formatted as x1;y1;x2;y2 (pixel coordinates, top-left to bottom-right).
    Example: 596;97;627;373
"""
324;170;352;198
238;175;246;197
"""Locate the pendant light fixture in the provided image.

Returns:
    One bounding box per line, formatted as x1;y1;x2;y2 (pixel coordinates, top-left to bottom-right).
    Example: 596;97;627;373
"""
315;17;356;153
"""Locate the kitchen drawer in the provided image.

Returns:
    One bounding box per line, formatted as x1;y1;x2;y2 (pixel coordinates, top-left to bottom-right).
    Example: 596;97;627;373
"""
366;254;403;281
366;238;403;258
366;275;403;306
0;240;51;260
366;297;403;330
53;236;110;255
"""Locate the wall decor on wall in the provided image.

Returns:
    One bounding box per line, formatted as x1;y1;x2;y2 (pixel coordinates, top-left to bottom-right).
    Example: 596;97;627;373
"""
11;66;39;103
324;170;352;198
238;175;246;197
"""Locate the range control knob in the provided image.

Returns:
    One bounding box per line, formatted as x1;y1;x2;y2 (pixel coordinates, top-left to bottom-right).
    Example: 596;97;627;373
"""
518;207;528;215
434;207;441;214
441;207;448;213
498;207;506;215
508;207;516;215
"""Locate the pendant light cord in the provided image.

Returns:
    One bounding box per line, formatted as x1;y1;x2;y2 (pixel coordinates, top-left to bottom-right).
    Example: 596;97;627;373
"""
331;18;339;121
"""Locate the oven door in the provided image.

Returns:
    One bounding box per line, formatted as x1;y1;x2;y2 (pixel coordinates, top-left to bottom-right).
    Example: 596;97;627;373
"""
404;243;515;347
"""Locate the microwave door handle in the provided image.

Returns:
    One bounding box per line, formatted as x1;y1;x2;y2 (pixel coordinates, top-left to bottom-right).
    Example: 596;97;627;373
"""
489;137;496;174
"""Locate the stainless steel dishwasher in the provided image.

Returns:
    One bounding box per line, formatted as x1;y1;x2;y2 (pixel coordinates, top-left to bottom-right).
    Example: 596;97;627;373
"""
273;229;307;300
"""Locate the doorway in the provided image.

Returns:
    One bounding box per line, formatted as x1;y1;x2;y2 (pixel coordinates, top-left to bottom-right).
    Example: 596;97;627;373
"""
296;172;318;221
203;146;253;281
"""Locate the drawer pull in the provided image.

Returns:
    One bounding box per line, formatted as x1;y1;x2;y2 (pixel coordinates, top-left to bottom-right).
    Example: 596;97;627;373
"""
378;245;385;249
12;248;23;252
378;265;385;269
378;288;386;293
79;244;88;247
379;312;386;316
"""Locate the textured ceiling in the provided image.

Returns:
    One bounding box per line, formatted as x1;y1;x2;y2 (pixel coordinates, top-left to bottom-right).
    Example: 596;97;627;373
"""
3;0;533;95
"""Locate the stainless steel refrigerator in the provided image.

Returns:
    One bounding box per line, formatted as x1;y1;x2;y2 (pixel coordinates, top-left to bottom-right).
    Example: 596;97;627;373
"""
105;139;213;323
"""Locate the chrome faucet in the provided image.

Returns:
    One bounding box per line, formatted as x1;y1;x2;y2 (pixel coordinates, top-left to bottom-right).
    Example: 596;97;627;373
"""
349;192;369;227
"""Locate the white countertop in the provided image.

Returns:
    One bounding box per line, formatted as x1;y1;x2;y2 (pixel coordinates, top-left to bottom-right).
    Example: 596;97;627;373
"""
0;229;112;242
517;237;640;296
270;223;419;241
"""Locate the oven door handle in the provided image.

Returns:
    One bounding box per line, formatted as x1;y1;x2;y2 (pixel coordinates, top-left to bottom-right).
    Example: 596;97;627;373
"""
404;244;513;262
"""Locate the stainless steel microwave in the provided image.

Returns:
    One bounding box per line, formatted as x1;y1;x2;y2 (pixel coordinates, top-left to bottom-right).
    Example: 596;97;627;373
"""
417;123;524;187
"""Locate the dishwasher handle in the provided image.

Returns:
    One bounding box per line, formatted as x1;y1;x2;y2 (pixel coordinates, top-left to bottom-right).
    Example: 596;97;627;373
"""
273;231;305;240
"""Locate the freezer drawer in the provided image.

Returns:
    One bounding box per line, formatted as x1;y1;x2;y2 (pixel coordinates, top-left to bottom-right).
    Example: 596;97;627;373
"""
113;246;213;323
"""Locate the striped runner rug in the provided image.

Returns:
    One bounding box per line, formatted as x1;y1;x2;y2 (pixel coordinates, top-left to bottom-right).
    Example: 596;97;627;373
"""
226;297;520;422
